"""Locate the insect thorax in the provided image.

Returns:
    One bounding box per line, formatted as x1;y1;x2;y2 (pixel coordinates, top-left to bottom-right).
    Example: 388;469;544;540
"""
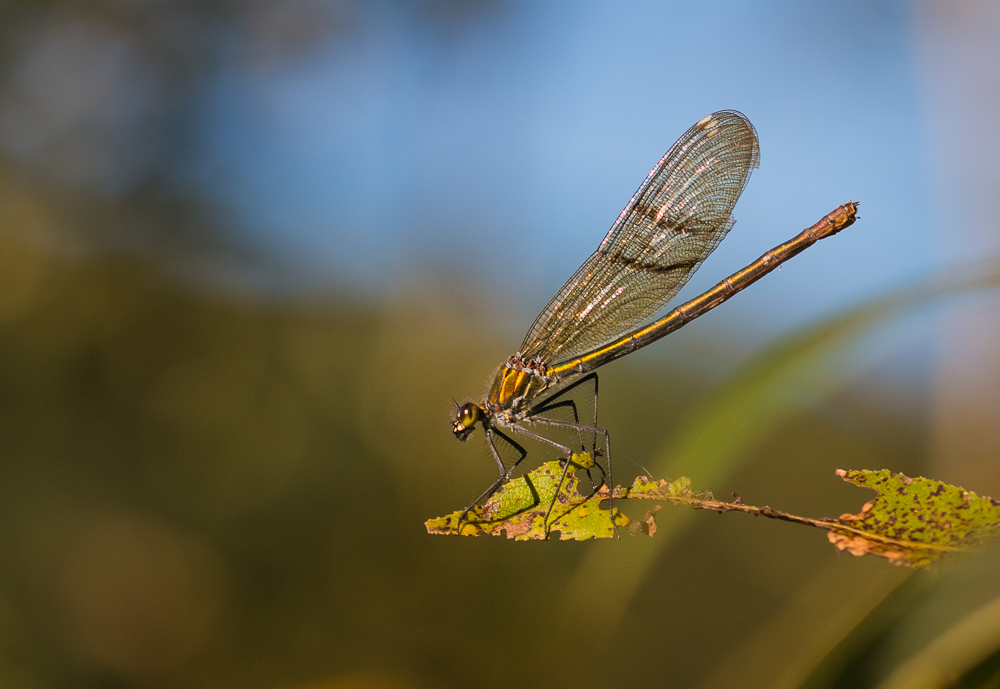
485;354;552;419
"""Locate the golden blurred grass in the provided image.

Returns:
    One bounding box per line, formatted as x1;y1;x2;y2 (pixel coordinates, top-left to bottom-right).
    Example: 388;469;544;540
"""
0;193;995;688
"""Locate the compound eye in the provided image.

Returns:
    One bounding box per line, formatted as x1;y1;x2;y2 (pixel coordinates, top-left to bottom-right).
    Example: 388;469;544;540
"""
457;403;480;429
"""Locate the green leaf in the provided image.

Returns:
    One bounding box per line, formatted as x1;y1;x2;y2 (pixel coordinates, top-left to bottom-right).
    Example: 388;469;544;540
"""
425;457;701;540
609;469;1000;567
429;462;1000;568
426;456;639;540
825;469;1000;567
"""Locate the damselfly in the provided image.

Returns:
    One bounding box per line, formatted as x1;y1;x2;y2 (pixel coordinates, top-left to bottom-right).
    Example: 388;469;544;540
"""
452;110;857;535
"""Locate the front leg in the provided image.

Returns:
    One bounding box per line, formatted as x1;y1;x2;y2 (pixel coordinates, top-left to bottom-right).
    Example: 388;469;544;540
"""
457;427;527;529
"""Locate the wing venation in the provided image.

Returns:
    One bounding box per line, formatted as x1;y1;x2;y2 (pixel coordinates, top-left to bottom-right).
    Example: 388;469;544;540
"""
519;110;759;365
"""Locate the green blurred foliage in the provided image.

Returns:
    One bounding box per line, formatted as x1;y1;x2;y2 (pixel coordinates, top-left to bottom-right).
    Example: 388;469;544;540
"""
0;2;997;689
0;187;972;689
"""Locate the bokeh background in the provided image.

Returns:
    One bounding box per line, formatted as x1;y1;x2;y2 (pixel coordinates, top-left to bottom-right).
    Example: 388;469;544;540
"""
1;1;999;688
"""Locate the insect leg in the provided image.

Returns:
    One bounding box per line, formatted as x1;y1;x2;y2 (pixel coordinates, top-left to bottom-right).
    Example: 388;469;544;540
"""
526;415;613;535
457;427;526;530
530;373;601;482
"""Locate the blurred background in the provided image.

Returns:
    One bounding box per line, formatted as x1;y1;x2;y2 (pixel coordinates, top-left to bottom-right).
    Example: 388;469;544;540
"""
1;0;999;688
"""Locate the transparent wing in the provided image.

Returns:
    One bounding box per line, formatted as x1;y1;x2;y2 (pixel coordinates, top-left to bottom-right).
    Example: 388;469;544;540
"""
519;110;760;365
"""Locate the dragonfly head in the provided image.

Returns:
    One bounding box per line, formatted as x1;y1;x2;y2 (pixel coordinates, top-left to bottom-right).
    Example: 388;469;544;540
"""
452;402;483;441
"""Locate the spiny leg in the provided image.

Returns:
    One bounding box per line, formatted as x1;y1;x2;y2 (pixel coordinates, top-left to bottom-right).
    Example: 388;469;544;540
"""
530;398;606;490
532;398;586;448
525;415;612;534
505;424;574;536
530;373;602;485
456;427;526;530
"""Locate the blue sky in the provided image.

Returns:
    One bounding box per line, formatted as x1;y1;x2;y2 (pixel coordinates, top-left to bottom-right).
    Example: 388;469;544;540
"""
200;0;940;343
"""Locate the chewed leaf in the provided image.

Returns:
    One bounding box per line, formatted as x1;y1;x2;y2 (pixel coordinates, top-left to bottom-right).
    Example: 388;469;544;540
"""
428;464;1000;564
618;475;708;501
426;460;697;540
610;470;1000;565
624;505;662;536
826;469;1000;566
426;457;628;540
